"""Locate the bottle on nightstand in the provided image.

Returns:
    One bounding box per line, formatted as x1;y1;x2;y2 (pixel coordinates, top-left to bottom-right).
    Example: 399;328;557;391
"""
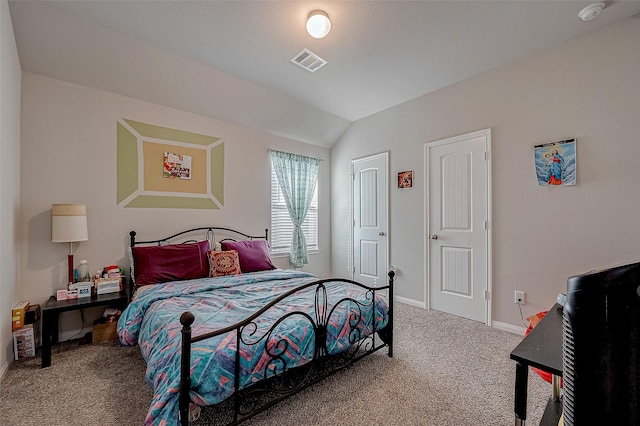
78;260;91;282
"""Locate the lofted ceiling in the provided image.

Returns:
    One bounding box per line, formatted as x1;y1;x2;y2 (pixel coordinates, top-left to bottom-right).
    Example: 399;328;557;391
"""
8;1;640;148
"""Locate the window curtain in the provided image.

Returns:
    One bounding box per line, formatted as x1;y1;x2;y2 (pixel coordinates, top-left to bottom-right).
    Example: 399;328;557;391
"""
270;150;320;268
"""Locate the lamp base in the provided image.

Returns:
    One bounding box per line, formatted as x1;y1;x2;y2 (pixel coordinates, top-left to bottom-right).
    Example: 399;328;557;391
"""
68;253;74;287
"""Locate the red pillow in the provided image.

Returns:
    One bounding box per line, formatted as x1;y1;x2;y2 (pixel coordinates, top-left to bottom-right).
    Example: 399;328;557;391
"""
208;250;241;277
221;240;276;273
132;240;210;286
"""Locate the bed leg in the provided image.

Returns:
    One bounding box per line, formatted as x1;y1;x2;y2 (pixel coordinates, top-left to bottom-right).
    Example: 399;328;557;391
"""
179;312;195;426
387;269;395;358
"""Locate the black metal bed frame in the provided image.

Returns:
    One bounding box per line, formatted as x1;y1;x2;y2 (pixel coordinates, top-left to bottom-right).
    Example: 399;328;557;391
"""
129;227;394;425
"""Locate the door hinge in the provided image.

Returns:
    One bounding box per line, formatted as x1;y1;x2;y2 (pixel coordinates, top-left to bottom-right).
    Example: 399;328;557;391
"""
484;151;489;161
484;220;488;230
484;290;490;300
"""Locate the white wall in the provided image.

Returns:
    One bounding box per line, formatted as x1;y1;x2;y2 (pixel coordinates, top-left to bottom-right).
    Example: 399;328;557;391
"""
20;73;331;337
331;18;640;328
1;0;22;375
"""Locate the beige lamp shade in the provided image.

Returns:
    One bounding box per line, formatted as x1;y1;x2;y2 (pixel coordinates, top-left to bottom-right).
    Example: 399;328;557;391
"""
51;204;88;242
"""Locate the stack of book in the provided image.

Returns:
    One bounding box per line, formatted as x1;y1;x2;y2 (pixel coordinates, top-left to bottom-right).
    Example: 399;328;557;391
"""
95;266;122;295
12;304;40;360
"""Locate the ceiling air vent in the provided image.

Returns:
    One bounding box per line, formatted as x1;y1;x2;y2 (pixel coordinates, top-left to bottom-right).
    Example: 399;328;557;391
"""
290;48;327;73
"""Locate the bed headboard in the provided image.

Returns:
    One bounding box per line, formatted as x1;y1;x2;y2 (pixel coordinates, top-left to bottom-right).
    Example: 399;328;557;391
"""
127;227;270;296
129;227;269;249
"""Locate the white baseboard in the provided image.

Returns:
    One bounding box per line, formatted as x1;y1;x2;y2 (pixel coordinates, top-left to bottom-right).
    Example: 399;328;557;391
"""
394;295;426;309
0;359;9;382
493;320;526;336
392;297;526;336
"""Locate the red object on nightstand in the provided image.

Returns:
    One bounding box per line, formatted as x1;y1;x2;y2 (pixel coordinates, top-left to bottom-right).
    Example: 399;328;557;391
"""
525;311;564;386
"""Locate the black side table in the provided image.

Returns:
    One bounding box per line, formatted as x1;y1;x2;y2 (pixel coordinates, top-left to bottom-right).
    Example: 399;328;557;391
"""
41;290;128;368
510;303;564;426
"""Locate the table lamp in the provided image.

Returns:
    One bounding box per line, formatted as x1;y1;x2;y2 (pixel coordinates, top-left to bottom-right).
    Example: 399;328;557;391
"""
52;204;88;286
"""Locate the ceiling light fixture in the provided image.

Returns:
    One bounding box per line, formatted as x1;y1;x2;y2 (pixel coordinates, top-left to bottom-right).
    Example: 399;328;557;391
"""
578;2;605;21
306;10;331;39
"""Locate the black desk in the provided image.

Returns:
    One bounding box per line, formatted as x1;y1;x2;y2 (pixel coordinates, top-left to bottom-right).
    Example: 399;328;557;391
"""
41;290;128;368
510;303;564;426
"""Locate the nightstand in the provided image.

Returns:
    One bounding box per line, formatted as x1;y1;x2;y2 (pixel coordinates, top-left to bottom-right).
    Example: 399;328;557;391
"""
510;304;563;426
41;290;128;368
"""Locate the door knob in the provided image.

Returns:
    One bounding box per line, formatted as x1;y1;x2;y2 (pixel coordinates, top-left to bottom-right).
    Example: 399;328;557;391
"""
431;234;438;240
379;232;385;236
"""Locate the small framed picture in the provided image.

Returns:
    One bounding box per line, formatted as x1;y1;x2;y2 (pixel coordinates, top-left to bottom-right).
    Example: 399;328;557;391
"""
398;170;413;189
533;139;576;186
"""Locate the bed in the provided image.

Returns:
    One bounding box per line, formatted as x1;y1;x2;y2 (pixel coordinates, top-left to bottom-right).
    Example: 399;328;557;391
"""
117;227;394;426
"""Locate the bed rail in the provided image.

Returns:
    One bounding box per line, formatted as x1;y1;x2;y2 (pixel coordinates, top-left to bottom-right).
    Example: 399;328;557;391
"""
178;269;395;425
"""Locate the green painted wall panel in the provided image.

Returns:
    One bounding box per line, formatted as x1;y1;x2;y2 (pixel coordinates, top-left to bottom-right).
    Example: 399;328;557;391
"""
124;118;219;146
211;143;224;205
117;123;138;203
118;119;224;209
125;195;219;209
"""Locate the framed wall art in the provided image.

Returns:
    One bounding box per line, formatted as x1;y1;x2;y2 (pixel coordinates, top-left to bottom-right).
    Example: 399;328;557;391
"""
534;139;576;186
398;170;413;189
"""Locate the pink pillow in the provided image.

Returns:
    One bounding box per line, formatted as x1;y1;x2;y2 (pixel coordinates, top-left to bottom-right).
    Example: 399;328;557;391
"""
208;250;241;277
221;240;276;273
132;240;210;286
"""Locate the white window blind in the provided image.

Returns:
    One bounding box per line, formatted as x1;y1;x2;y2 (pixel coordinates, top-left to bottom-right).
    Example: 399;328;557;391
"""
270;167;318;255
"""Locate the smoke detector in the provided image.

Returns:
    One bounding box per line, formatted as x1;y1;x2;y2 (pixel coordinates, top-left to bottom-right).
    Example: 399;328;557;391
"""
579;2;605;21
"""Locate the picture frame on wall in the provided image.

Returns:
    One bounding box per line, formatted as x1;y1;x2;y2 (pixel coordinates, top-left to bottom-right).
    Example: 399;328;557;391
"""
163;152;192;180
398;170;413;189
534;139;576;186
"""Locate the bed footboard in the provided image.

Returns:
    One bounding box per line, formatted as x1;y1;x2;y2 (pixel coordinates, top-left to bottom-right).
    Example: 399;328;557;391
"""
178;270;395;425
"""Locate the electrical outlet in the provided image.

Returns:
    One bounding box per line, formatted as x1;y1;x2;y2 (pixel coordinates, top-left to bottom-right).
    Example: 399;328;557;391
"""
514;291;526;305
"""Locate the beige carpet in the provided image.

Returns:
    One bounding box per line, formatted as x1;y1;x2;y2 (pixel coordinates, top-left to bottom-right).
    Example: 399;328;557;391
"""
0;303;551;425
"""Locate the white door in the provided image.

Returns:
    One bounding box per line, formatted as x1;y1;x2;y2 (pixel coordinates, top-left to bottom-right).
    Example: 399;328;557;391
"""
425;130;491;324
352;153;389;289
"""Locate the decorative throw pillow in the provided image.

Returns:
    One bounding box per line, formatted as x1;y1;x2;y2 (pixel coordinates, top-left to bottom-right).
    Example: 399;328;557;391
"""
208;250;241;277
221;240;276;273
131;240;210;286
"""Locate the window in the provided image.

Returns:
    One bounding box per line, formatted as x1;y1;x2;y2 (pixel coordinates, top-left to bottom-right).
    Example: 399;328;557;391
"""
270;166;318;255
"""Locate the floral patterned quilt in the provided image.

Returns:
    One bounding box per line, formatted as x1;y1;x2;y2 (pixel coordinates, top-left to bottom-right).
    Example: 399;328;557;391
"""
117;269;389;425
